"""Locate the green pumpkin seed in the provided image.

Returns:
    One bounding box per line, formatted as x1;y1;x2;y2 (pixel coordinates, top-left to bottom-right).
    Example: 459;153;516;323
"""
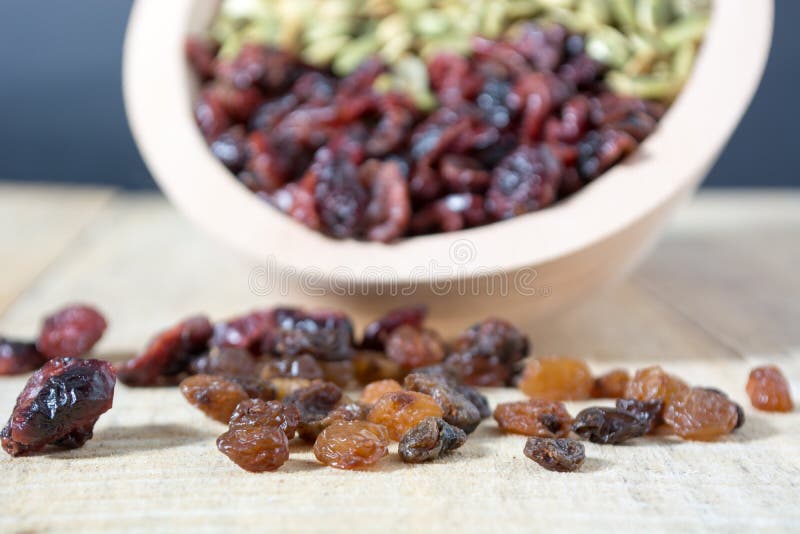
302;34;350;66
586;26;631;68
660;13;709;49
333;36;381;76
635;0;672;33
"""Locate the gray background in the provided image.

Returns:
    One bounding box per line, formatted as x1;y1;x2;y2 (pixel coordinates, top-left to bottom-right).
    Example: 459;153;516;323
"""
0;0;796;190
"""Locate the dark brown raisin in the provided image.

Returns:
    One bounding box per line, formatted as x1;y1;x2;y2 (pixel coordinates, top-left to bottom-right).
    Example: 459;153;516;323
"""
398;417;467;463
404;372;482;434
217;426;289;472
229;376;277;401
361;305;428;351
283;381;343;442
385;325;446;370
261;354;325;380
0;338;47;375
1;358;116;456
273;309;354;362
446;318;529;386
36;304;107;359
572;407;647;444
189;347;258;378
615;398;663;433
352;351;405;384
523;437;585;472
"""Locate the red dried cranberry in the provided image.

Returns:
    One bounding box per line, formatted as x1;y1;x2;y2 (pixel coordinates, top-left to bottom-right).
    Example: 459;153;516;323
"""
360;159;411;243
36;304;107;359
486;146;562;220
0;338;47;375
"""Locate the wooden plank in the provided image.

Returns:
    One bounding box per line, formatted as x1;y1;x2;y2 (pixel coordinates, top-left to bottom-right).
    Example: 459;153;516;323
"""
0;183;113;316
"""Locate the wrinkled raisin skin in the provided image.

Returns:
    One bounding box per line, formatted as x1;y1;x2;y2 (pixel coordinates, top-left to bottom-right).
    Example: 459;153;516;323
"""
398;417;466;463
663;388;739;441
446;318;529;386
360;379;404;405
615;398;663;434
229;399;300;439
518;356;593;401
404;372;482;434
746;365;793;413
523;437;585;472
572;407;647;444
361;305;427;351
493;400;572;438
367;390;443;441
313;421;390;469
385;325;446;370
217;426;290;472
2;358;116;457
283;381;343;442
36;304;107;359
179;374;249;424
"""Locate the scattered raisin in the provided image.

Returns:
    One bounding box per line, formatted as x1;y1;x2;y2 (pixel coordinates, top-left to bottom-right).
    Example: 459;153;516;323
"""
270;377;313;400
404;372;482;434
385;325;446;370
352;350;404;384
361;305;428;351
229;376;277;401
572;407;647;444
493;399;572;437
212;309;277;354
663;387;739;441
179;374;250;424
229;399;300;439
398;417;467;463
36;304;107;359
367;390;443;440
746;365;794;413
189;346;258;378
591;369;630;399
0;338;47;375
446;318;529;386
261;354;324;380
457;384;492;419
518;356;593;400
615;398;663;433
273;309;354;362
523;437;585;472
217;426;289;472
317;359;355;388
624;366;689;411
360;379;403;405
313;421;390;470
283;381;343;442
1;358;116;456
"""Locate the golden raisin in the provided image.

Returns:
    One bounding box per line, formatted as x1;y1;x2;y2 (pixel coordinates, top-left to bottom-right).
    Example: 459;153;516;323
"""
352;350;404;384
367;390;443;440
229;399;300;439
518;356;593;401
268;377;313;400
313;421;390;469
624;366;689;410
217;426;289;472
591;369;630;399
360;379;404;405
663;387;738;441
179;374;249;423
493;400;572;437
746;365;794;413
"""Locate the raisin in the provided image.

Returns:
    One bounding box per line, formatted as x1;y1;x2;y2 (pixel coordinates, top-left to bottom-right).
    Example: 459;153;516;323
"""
283;381;343;442
317;359;355;388
493;400;572;437
404;372;482;434
457;385;492;419
36;304;107;359
624;366;689;412
367;390;443;441
1;358;116;456
572;407;647;444
615;398;663;433
746;365;794;413
361;305;427;351
591;369;630;399
185;37;218;81
0;338;47;375
360;159;411;243
261;354;324;380
485;146;562;220
663;387;739;441
313;421;390;470
700;387;745;430
352;351;405;384
229;376;277;401
523;437;585;472
518;356;593;401
217;426;289;472
446;318;529;386
117;315;213;386
189;347;258;378
385;325;446;370
179;374;250;424
398;417;467;463
212;309;278;354
270;377;313;400
274;309;354;362
360;379;404;405
229;399;300;439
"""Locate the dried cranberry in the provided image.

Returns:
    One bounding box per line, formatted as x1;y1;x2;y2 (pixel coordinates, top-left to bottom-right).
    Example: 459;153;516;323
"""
36;304;107;359
486;146;562;220
212;309;277;354
273;309;354;362
1;358;116;456
311;147;368;238
0;338;47;375
185;37;218;81
360;159;411;243
210;126;248;173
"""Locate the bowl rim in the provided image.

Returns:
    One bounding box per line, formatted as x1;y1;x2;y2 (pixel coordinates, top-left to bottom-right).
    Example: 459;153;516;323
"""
123;0;773;284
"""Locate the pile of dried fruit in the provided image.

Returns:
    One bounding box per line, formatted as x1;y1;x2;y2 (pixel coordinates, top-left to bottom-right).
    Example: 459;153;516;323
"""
0;301;794;473
187;0;710;242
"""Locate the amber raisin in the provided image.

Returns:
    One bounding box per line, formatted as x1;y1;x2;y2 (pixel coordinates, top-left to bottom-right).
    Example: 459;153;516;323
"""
36;304;107;359
360;379;403;405
352;350;405;384
446;318;529;386
1;358;116;456
746;365;793;413
261;354;325;380
591;369;630;399
663;387;739;441
524;437;585;472
229;399;300;439
493;399;572;437
367;390;443;440
230;376;277;401
398;417;467;463
318;359;355;388
0;338;47;375
518;356;593;401
700;387;745;430
217;426;289;472
269;377;313;400
572;407;647;444
385;325;446;370
313;421;390;469
404;372;481;434
615;398;663;433
179;374;249;424
283;381;343;442
361;305;427;350
624;366;689;411
189;347;258;378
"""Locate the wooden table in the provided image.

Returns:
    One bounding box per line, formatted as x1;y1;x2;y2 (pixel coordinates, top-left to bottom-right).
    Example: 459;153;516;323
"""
0;185;797;533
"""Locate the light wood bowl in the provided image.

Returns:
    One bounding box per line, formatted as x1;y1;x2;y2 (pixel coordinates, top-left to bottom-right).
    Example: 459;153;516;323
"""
123;0;772;333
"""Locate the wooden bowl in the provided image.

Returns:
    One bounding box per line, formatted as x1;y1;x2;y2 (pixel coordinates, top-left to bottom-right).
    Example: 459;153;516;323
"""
123;0;773;333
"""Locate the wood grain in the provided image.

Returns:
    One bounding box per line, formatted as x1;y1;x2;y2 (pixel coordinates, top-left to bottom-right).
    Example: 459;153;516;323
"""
0;190;797;533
